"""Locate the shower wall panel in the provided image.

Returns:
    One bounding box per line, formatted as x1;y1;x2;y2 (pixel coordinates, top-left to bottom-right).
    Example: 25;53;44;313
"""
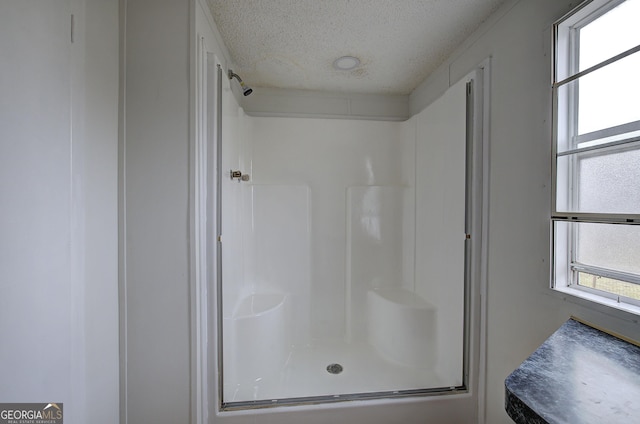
400;115;418;292
415;79;467;386
346;186;408;341
247;117;404;340
243;184;311;343
221;88;252;317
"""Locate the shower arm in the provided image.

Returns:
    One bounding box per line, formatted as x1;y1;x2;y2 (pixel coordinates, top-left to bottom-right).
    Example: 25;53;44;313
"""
228;69;253;96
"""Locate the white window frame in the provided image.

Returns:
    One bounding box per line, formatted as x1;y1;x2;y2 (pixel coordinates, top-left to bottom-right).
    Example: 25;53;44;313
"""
551;0;640;313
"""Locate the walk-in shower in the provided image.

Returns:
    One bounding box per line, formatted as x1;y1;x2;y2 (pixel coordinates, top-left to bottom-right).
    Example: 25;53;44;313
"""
211;62;483;412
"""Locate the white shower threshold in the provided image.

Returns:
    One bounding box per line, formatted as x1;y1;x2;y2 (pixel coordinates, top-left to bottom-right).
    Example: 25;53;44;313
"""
223;339;446;405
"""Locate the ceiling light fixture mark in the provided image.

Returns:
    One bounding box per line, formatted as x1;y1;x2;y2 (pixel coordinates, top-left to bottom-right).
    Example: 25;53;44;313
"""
333;56;361;71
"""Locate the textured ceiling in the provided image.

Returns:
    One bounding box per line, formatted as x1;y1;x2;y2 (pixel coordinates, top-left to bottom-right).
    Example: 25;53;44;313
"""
208;0;507;95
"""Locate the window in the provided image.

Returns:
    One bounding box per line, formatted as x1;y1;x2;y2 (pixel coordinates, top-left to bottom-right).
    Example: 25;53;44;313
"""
552;0;640;310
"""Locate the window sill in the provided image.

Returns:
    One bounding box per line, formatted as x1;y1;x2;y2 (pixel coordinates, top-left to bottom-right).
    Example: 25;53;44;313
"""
551;284;640;321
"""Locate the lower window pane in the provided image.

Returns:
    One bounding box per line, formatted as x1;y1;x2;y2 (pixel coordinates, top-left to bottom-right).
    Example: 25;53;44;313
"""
576;222;640;276
577;272;640;301
554;221;640;297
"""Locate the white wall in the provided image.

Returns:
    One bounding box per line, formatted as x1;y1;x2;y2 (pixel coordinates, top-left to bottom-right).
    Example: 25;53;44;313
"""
1;0;73;407
242;87;410;121
0;0;119;422
121;0;192;422
76;0;120;421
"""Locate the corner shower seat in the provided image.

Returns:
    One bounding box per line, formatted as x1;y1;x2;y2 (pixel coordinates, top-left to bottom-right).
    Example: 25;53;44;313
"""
367;287;436;367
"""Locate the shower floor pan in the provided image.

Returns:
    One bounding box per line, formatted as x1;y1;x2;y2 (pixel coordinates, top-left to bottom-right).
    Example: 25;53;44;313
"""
222;339;450;408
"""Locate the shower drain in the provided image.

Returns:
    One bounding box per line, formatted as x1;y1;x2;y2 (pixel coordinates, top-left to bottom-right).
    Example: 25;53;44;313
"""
326;363;343;374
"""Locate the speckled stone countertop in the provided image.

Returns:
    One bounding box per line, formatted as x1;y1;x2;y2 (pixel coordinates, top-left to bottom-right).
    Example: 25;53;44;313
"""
505;318;640;423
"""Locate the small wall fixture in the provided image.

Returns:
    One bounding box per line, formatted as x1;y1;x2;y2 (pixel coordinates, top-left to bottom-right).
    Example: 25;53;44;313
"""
230;170;250;182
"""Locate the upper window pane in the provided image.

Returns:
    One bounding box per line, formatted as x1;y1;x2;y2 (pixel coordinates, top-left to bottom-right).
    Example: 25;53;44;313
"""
555;50;640;153
578;0;640;72
577;51;640;135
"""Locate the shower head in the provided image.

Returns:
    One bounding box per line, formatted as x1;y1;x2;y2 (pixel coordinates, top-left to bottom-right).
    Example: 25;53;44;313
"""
228;69;253;96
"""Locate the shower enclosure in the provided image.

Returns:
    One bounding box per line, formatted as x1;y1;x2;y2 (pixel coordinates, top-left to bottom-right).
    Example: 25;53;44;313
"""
210;61;483;410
